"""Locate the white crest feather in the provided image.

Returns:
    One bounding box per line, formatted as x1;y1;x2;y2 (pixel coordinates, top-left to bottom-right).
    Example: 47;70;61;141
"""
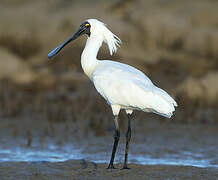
102;24;122;55
87;19;122;55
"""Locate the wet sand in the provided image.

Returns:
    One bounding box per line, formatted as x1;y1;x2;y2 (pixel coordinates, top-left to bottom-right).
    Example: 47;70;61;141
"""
0;160;217;180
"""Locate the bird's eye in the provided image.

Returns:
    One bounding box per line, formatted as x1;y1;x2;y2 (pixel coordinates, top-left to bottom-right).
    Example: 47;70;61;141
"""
85;23;90;27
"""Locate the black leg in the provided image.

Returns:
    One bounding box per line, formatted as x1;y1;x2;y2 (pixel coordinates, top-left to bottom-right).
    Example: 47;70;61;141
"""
122;113;131;169
107;115;120;169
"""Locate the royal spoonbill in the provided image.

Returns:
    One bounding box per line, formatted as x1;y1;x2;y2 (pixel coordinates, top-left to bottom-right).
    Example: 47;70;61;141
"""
48;19;177;169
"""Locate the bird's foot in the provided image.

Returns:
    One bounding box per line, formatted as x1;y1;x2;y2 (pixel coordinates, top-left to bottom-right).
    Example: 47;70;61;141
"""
107;164;117;169
121;164;130;170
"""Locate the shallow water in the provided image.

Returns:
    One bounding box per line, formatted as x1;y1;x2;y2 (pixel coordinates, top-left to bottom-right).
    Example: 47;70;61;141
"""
1;119;218;170
0;142;217;168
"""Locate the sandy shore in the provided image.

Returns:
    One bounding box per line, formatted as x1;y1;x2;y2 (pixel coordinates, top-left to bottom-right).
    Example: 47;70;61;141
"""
0;160;217;180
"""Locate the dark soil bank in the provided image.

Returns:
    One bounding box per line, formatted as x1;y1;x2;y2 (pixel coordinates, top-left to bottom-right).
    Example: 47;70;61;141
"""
0;160;217;180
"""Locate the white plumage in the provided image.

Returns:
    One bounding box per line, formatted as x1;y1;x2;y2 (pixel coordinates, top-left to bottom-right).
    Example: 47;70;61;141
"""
81;19;177;118
48;18;178;169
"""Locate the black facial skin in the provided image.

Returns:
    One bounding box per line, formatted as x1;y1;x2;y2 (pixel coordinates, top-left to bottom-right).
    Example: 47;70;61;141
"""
48;21;91;59
80;21;91;37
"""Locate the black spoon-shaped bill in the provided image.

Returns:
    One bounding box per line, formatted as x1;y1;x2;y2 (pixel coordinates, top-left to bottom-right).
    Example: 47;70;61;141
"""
48;37;74;59
48;24;90;59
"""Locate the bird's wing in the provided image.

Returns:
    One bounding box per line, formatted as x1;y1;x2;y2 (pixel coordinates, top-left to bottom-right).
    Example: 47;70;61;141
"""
92;60;177;118
96;60;153;86
91;60;154;104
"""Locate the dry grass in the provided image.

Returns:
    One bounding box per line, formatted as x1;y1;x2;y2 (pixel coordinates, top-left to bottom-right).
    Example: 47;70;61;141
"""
0;0;218;126
177;72;218;105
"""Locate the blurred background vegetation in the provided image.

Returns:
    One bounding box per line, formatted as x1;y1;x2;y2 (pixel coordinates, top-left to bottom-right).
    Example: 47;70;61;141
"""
0;0;218;139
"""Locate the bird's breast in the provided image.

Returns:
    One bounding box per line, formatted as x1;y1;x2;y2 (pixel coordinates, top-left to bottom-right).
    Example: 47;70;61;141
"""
81;57;99;79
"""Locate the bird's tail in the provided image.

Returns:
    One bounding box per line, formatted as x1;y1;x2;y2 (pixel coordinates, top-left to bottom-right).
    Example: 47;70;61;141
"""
148;87;177;118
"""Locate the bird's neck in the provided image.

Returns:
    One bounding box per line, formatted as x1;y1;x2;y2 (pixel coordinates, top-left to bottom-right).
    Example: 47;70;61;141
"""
81;36;102;79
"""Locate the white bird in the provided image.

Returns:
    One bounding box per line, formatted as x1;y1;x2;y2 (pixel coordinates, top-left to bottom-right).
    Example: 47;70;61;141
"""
48;19;177;169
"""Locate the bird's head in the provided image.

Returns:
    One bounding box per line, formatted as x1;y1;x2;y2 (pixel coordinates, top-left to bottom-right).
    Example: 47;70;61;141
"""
48;19;121;59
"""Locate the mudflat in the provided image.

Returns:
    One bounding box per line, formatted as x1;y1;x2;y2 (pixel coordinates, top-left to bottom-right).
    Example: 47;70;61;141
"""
0;119;218;180
0;160;217;180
